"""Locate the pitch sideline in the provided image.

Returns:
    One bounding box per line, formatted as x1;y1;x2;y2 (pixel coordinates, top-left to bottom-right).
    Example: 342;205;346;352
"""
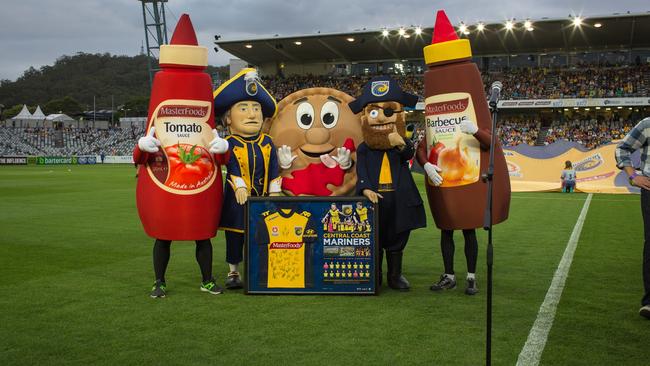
516;193;593;366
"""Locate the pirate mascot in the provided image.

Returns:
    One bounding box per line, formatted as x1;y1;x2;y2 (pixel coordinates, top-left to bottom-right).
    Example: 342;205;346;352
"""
349;76;426;291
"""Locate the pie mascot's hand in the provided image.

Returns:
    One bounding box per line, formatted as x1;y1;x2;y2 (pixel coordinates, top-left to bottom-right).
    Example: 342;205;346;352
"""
331;147;352;169
278;145;297;169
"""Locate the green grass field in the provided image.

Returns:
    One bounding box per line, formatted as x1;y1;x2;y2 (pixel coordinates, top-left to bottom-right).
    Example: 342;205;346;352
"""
1;165;648;365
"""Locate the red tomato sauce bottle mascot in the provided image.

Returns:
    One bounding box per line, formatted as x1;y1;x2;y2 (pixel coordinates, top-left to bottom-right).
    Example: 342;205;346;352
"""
416;10;511;295
133;14;229;298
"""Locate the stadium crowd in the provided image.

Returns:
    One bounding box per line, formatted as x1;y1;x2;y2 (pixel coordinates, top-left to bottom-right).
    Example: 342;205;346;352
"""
260;64;649;101
484;64;650;99
543;119;634;149
497;119;541;146
0;126;144;156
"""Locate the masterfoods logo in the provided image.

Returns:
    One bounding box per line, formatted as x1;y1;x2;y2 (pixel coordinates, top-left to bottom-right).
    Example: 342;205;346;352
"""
425;98;469;115
157;105;209;118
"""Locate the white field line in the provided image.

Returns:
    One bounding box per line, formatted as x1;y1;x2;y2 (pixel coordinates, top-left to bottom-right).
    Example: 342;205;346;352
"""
516;193;593;366
511;195;631;202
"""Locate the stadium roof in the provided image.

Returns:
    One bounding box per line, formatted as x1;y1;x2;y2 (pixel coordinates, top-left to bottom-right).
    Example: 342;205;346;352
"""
215;12;650;64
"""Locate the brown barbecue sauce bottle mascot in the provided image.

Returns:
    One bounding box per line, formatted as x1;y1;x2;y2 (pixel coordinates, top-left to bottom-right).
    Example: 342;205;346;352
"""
349;76;426;291
416;10;510;295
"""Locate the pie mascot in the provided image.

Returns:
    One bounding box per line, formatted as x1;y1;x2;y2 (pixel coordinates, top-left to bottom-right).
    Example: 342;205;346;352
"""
264;88;363;196
349;76;426;291
416;10;511;295
213;68;281;289
133;14;229;298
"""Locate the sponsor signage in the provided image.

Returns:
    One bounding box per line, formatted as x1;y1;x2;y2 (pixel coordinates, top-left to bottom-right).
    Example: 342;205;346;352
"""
497;97;650;109
0;156;28;165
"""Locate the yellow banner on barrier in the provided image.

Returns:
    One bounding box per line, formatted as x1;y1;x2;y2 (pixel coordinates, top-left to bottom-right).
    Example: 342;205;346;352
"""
503;142;637;194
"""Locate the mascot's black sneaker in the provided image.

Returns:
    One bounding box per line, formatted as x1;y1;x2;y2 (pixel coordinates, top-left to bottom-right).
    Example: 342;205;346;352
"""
430;274;456;291
225;271;243;289
150;280;167;298
200;279;223;295
465;278;479;295
640;305;650;320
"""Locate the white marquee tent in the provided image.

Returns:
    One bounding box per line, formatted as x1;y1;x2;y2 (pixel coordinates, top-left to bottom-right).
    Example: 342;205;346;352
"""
9;105;48;127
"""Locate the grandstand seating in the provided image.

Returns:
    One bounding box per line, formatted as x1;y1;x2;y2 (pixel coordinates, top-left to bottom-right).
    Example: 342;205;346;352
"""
0;126;144;156
261;64;650;102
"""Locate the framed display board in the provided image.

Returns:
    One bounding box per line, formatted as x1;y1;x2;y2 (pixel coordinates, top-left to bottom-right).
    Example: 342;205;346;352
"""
245;196;378;295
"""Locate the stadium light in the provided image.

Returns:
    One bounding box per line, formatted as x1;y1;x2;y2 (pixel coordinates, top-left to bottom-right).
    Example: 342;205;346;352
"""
403;34;411;38
382;29;389;36
245;44;252;49
294;41;302;45
459;23;467;33
572;16;583;27
398;28;406;36
415;27;422;35
594;22;602;28
477;23;485;32
524;20;533;31
505;21;514;30
346;37;355;42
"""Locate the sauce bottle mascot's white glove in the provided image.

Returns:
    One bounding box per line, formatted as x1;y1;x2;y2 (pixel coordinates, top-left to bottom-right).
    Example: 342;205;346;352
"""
138;127;161;153
277;145;298;169
459;119;478;135
424;162;443;186
208;129;229;154
331;147;352;169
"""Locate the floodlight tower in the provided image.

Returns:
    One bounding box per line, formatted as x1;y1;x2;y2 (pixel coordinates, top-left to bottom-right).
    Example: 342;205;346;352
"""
139;0;169;88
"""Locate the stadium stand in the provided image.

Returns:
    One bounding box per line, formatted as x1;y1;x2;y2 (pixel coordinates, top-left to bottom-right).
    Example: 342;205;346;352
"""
0;126;144;156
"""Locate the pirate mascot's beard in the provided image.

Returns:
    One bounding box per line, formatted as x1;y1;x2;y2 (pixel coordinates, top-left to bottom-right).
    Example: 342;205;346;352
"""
361;113;407;150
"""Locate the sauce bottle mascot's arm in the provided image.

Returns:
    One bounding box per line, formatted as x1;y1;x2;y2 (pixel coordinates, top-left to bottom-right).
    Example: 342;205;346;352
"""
348;77;427;291
213;68;280;290
414;10;511;296
132;14;229;298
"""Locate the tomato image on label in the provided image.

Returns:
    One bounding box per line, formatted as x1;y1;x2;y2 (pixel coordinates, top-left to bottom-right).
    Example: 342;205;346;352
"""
163;143;215;190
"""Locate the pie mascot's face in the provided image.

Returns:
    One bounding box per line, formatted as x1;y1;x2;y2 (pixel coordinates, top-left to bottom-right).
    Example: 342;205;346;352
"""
265;88;363;196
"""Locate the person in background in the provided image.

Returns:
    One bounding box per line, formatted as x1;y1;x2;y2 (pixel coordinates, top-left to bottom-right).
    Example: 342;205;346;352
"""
561;160;577;193
615;117;650;320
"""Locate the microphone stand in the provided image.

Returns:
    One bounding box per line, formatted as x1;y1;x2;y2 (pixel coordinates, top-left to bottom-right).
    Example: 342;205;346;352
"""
483;95;499;366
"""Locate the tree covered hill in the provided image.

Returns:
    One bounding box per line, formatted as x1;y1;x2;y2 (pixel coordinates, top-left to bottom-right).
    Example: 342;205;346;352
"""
0;52;227;119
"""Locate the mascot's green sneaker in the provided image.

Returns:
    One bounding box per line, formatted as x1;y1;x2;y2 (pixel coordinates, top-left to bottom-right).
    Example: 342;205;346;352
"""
200;279;223;295
150;280;167;298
